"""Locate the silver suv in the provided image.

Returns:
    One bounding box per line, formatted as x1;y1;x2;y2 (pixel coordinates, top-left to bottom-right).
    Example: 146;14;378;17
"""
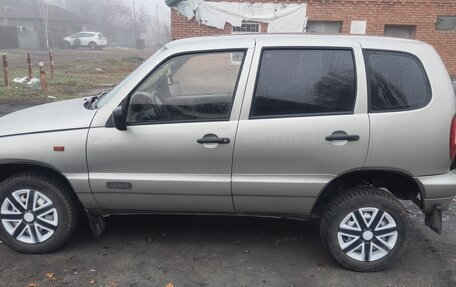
0;35;455;271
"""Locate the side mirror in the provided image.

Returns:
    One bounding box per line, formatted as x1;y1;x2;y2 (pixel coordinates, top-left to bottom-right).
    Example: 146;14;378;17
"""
112;106;127;131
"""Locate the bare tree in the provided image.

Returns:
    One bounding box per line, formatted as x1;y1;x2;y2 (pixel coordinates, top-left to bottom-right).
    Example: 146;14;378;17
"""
37;0;50;48
55;0;127;27
51;0;170;47
150;3;171;46
97;0;129;28
124;1;151;39
125;1;170;46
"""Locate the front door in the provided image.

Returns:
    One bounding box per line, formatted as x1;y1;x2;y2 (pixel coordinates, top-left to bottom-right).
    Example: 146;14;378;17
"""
87;50;251;213
232;45;370;217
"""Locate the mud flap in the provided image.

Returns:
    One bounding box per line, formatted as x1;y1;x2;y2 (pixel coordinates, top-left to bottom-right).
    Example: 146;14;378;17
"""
86;211;106;237
425;205;442;234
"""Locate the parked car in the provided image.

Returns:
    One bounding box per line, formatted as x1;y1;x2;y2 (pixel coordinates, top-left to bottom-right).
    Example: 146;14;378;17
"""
0;34;455;271
63;32;107;50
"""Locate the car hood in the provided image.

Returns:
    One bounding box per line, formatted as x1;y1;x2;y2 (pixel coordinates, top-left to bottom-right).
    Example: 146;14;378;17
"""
0;98;98;137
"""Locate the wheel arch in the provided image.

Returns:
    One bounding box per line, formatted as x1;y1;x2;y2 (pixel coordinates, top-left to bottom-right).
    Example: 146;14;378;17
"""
311;168;423;217
0;160;82;206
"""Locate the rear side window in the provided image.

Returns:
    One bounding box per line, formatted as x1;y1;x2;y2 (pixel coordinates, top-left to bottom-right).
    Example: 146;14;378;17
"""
364;50;431;112
250;49;356;118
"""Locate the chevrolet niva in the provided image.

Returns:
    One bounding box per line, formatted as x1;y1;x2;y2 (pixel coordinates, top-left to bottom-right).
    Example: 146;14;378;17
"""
0;34;455;271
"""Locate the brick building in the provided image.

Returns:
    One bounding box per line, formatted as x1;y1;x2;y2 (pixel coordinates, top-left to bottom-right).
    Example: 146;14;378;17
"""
169;0;456;77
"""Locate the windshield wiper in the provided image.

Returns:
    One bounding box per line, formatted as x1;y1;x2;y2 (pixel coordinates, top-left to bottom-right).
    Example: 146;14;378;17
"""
84;90;110;110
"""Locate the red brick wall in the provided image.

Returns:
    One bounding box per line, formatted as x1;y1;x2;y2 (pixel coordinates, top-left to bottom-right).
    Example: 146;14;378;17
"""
171;0;456;77
306;0;456;77
171;9;270;37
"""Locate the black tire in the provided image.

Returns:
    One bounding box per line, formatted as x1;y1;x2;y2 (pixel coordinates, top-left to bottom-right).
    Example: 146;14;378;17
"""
63;41;72;49
320;187;410;271
88;41;97;50
0;172;79;253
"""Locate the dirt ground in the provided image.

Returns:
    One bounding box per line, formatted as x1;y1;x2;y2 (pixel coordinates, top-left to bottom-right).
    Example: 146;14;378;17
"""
0;105;455;287
2;47;157;69
0;47;157;104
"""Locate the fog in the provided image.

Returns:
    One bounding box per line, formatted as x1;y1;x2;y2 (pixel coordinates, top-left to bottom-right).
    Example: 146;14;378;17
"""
47;0;171;46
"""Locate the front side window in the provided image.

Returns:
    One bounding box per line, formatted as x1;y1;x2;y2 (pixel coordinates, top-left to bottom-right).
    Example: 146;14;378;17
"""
250;49;356;118
127;51;245;124
364;50;431;112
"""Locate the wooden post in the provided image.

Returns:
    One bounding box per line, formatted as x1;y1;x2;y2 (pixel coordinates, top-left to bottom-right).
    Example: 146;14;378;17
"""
2;55;8;86
38;61;47;92
49;50;54;79
26;52;32;80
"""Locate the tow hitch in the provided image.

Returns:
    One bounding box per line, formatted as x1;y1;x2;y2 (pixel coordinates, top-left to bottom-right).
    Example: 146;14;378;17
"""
425;205;442;234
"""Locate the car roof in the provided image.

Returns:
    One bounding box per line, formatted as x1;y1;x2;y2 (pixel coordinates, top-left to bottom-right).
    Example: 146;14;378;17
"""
166;33;429;51
76;32;101;34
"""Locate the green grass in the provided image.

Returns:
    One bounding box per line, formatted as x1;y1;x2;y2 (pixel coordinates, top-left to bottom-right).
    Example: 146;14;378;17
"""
0;57;142;104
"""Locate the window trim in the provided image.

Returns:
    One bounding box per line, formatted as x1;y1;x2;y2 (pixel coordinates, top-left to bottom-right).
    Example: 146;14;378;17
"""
120;49;248;127
363;49;432;113
249;47;358;120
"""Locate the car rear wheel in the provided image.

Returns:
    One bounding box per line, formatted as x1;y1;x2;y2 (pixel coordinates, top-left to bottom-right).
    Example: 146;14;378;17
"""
320;187;410;271
88;41;97;50
0;172;78;253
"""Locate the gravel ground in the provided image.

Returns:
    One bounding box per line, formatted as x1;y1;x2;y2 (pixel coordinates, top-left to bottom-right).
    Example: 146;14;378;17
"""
0;202;454;287
0;105;455;287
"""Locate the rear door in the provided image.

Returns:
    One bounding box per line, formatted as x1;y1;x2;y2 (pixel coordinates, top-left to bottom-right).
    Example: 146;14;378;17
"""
232;38;370;217
79;33;92;46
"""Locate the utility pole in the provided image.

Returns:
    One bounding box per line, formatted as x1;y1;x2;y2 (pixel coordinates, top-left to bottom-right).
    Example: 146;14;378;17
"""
133;0;137;38
33;0;37;31
3;7;7;26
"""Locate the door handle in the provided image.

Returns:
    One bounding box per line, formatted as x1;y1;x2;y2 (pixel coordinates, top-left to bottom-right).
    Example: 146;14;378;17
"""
197;134;230;144
325;134;360;141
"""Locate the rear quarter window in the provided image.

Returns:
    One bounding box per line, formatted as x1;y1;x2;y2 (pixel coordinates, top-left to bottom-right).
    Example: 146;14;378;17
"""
364;50;431;112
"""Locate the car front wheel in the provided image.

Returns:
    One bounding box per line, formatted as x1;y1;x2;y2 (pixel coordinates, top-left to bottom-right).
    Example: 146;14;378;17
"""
320;187;410;271
0;172;78;253
63;41;72;49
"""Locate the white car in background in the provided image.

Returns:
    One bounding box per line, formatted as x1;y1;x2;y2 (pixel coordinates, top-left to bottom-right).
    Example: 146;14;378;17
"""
63;32;107;50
